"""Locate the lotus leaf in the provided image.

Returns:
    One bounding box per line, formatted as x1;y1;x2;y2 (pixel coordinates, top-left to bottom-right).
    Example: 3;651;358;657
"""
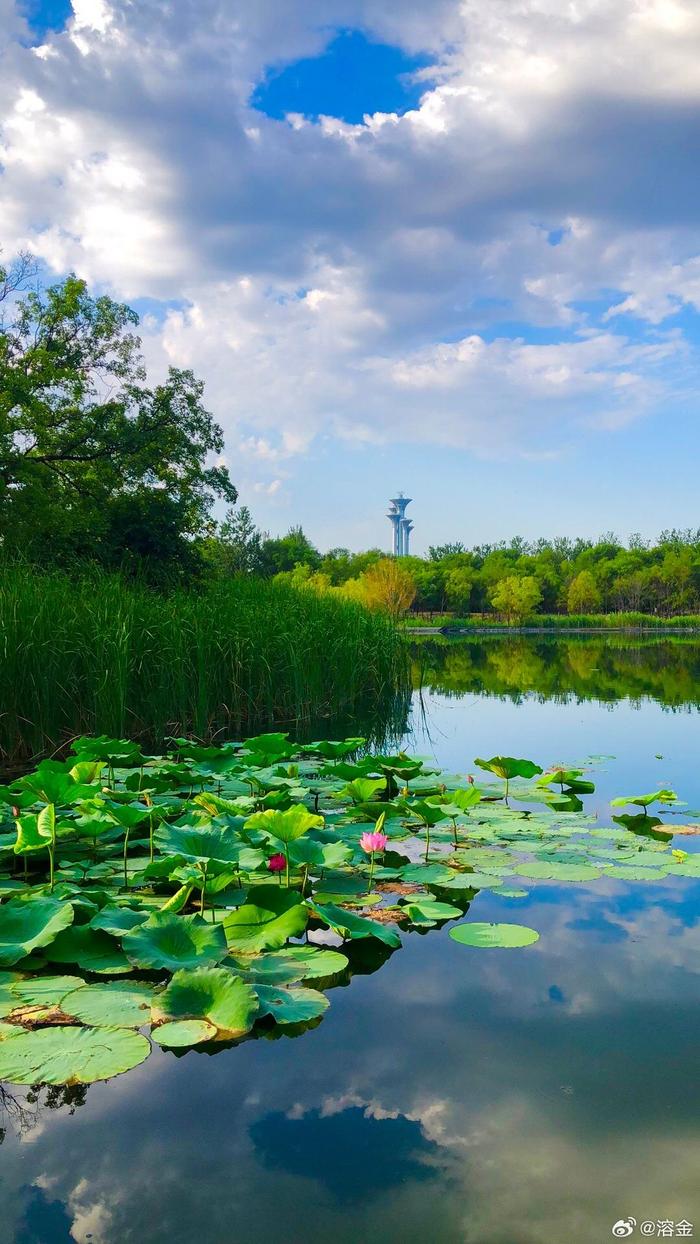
0;898;74;966
254;983;329;1024
449;922;540;948
123;913;228;971
153;967;258;1038
243;806;323;843
222;887;308;952
401;899;462;924
152;1019;217;1047
0;1024;150;1084
310;902;401;948
155;824;241;865
89;907;150;936
46;926;131;974
62;981;155;1027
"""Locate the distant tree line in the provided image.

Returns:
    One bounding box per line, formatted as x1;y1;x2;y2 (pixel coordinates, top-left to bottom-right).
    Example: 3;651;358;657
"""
208;516;700;619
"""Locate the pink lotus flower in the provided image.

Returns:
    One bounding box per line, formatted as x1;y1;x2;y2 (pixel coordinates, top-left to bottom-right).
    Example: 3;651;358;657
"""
267;852;286;873
467;774;475;785
360;831;388;855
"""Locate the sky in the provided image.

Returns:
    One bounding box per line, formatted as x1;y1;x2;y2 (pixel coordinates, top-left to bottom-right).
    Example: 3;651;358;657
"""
1;0;699;554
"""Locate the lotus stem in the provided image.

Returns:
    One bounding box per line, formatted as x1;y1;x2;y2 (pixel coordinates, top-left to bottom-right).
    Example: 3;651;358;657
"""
48;841;55;893
368;850;375;894
285;847;290;888
123;827;131;889
200;861;208;915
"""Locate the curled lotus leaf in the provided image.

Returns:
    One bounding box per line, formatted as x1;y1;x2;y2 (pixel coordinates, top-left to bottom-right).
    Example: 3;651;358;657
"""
222;886;308;953
154;824;241;866
45;926;131;975
243;805;324;844
61;981;155;1027
310;902;401;949
400;898;463;925
153;967;258;1039
152;1019;217;1047
254;983;329;1025
0;898;75;967
474;757;543;782
123;913;228;972
0;1025;151;1084
449;922;540;948
89;907;150;936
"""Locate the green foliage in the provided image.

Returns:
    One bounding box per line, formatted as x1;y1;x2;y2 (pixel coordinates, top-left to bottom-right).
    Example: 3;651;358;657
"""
0;274;236;581
490;576;542;623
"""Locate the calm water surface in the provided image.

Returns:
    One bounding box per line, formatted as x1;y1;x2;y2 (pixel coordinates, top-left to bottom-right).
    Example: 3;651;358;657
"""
2;637;700;1244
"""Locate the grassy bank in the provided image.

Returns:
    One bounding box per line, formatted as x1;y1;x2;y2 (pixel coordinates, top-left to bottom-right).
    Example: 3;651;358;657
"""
404;611;700;630
0;567;409;765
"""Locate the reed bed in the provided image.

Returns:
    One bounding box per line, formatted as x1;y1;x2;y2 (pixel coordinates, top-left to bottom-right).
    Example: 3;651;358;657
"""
0;567;410;765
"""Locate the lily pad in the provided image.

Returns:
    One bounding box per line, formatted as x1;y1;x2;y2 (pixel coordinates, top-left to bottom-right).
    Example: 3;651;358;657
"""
254;984;329;1024
449;922;540;948
152;1018;217;1047
0;1025;150;1084
123;914;228;972
61;981;155;1027
515;861;602;882
0;898;75;967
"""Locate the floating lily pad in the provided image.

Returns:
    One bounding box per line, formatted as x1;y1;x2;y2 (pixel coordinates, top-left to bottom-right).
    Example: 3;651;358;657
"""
449;922;540;948
9;975;84;1008
61;981;155;1027
0;898;74;967
152;1018;217;1047
254;984;329;1024
440;872;504;890
0;1025;150;1084
123;913;227;972
399;864;455;885
274;946;349;980
603;865;668;880
515;861;601;881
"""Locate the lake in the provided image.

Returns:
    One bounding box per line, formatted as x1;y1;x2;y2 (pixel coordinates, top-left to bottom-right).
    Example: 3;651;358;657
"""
2;635;699;1244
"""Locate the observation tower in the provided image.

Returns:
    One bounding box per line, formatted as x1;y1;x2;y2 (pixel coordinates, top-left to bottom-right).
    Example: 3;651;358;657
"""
387;493;413;557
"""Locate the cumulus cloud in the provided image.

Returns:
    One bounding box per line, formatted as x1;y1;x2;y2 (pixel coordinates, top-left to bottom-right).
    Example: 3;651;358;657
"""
1;0;699;484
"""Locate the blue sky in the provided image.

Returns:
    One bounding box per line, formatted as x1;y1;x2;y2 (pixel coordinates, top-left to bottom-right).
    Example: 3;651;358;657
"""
2;0;700;552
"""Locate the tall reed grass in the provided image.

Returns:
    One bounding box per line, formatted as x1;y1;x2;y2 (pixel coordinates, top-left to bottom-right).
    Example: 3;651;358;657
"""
0;566;410;765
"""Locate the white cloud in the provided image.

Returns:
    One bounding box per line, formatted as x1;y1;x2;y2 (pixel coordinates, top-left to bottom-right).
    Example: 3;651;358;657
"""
1;0;699;480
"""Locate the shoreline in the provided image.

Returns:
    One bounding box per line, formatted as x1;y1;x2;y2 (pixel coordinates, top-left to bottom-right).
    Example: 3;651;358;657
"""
405;625;700;636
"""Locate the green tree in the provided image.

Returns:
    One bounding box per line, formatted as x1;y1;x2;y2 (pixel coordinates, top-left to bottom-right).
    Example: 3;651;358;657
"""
445;565;474;614
215;505;266;574
260;526;320;575
0;269;236;578
490;575;542;622
566;570;602;614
